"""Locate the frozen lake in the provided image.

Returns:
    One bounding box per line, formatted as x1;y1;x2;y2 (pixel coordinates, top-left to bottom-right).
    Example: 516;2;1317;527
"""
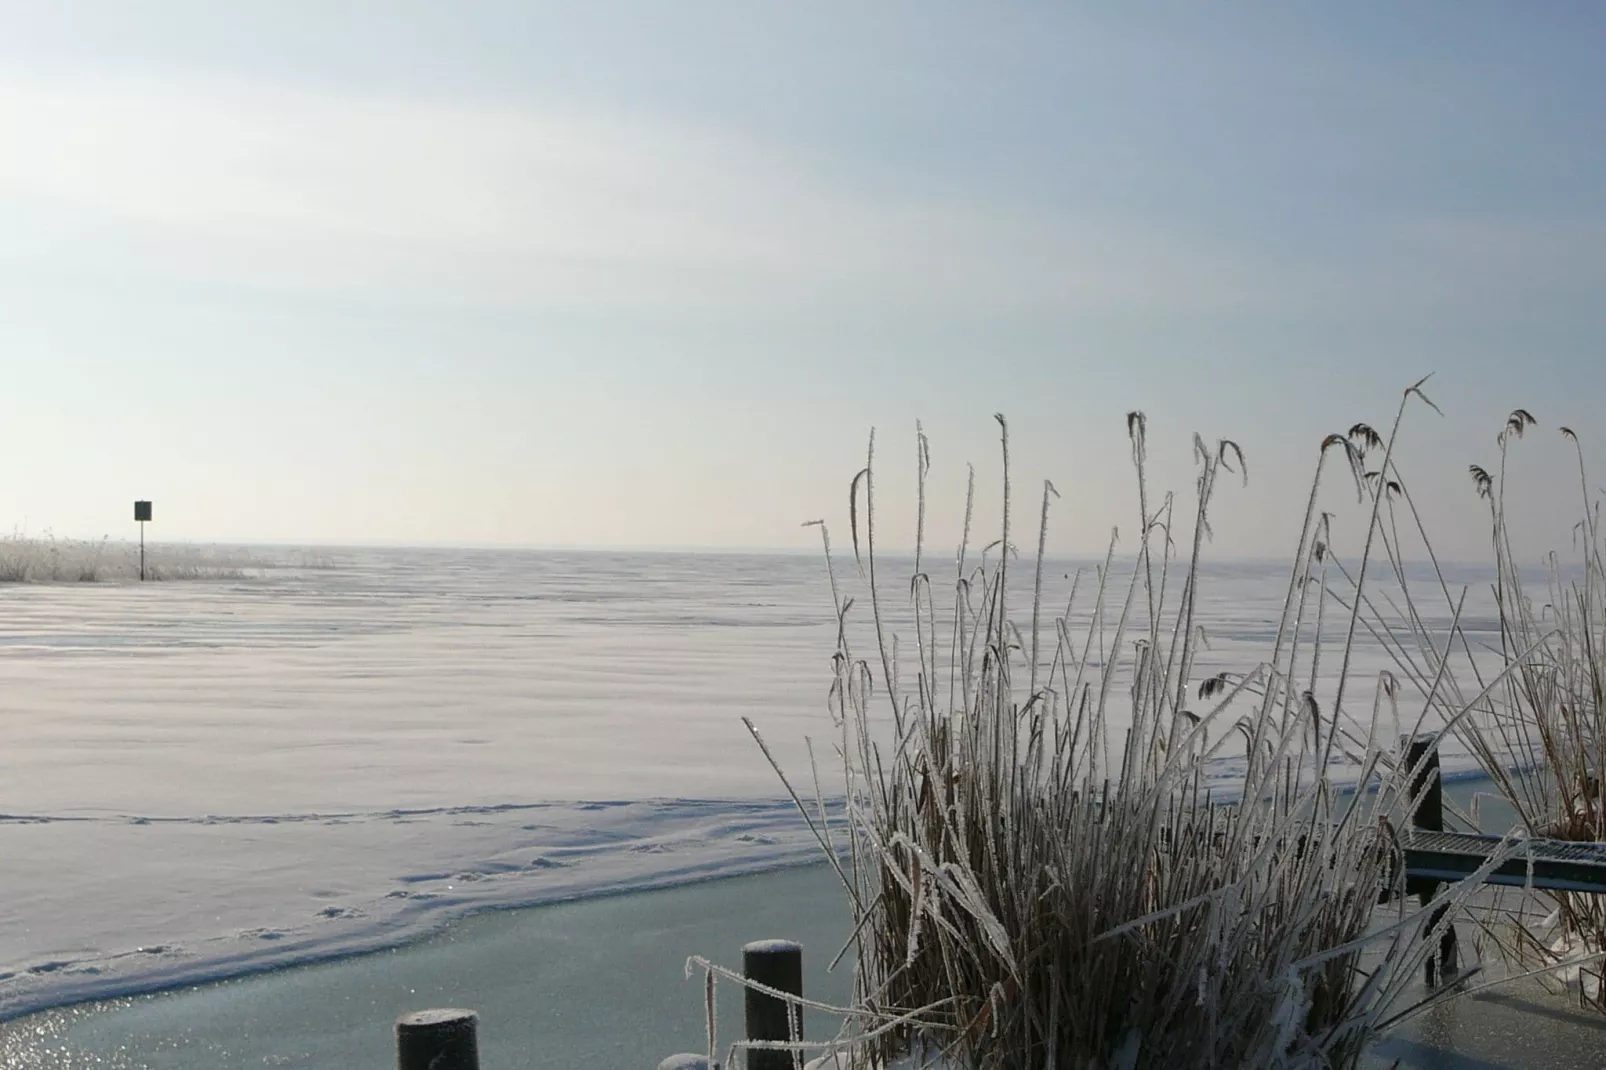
0;546;1502;1021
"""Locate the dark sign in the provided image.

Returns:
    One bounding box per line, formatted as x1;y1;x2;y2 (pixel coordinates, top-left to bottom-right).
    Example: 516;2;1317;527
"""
134;501;152;522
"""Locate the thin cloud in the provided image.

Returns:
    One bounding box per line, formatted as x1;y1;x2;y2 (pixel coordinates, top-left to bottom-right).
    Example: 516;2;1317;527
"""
0;70;1289;314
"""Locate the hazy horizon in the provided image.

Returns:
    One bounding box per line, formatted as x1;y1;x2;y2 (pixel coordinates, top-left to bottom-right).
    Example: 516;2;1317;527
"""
0;530;1538;574
4;4;1603;561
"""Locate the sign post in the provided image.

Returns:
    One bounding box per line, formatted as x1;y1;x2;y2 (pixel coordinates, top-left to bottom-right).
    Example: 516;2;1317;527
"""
134;501;152;581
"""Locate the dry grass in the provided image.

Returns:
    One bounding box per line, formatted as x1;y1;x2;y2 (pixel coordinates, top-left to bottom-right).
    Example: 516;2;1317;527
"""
696;383;1550;1069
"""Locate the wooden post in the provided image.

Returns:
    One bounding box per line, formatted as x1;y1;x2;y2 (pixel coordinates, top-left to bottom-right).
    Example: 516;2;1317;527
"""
1404;735;1457;984
744;939;803;1070
397;1008;479;1070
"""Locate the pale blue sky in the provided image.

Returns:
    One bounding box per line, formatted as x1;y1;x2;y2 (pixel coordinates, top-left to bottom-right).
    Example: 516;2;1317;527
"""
2;3;1603;559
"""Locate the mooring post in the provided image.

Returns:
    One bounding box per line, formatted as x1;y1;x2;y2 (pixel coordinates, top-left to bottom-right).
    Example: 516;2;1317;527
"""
1405;735;1457;984
744;939;803;1070
397;1008;479;1070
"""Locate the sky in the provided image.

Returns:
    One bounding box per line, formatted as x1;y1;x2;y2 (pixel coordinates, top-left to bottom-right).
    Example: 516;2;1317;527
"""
2;2;1603;561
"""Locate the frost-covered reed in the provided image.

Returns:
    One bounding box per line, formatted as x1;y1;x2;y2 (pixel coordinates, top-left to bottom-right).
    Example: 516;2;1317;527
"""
1444;412;1606;1006
709;382;1543;1070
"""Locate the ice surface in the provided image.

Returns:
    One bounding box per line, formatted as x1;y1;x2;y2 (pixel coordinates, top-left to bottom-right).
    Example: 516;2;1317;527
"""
0;547;1501;1020
0;796;840;1019
2;864;859;1069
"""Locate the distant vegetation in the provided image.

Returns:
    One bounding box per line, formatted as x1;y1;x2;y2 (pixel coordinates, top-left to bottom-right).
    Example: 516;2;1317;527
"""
0;532;263;583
